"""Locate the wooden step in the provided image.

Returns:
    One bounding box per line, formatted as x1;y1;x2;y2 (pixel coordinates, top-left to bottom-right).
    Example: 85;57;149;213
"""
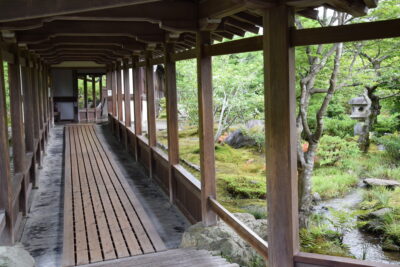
77;248;239;267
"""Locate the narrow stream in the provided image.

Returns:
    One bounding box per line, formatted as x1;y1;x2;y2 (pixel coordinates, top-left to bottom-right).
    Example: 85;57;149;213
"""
314;186;400;265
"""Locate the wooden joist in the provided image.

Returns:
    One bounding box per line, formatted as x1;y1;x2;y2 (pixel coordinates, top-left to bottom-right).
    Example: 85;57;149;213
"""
62;125;165;266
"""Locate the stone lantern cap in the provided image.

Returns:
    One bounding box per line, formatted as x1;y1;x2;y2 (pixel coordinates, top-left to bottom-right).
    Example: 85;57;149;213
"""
348;96;368;106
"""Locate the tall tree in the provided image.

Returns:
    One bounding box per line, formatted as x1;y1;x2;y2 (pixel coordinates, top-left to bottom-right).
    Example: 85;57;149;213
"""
296;10;349;228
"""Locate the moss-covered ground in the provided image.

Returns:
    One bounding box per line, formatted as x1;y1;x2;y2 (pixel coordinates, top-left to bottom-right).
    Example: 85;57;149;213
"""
157;126;400;259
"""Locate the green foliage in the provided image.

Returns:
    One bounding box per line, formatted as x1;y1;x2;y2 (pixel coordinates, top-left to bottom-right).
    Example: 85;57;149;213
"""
312;168;359;199
324;116;356;138
373;113;400;136
375;133;400;162
316;136;360;167
300;214;352;257
238;126;265;152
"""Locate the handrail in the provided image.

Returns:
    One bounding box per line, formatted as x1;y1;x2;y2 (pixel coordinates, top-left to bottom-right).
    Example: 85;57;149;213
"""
208;196;268;260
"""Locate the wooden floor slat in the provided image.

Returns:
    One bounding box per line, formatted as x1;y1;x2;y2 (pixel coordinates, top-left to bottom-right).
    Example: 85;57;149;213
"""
62;125;166;267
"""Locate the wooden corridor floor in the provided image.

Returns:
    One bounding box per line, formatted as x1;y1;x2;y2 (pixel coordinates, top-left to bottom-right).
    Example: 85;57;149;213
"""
63;124;166;266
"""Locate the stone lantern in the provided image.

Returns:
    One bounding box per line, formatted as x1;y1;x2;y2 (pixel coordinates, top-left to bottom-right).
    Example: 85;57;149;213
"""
348;93;371;135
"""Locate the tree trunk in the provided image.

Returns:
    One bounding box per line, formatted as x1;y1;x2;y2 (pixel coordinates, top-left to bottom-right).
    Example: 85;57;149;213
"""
298;145;316;229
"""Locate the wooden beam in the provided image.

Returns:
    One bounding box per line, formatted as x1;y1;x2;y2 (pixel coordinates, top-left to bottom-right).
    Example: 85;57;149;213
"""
0;0;160;22
164;43;179;203
263;5;299;267
292;18;400;46
145;51;156;147
196;31;217;226
0;48;13;244
123;58;131;128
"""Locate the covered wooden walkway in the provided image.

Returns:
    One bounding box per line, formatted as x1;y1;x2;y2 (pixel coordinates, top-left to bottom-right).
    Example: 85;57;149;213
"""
63;124;165;266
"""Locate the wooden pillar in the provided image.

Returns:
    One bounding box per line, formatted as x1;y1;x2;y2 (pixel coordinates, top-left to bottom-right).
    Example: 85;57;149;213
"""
263;5;299;267
31;59;42;168
145;51;156;147
123;58;131;128
116;62;123;122
133;57;142;136
111;65;117;116
164;43;179;202
0;48;13;244
9;49;26;174
37;62;44;134
84;75;88;122
9;47;27;216
196;31;217;226
99;75;103;108
92;75;96;121
21;59;35;153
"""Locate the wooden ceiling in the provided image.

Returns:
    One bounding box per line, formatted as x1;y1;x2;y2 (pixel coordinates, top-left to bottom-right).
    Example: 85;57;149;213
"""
0;0;377;65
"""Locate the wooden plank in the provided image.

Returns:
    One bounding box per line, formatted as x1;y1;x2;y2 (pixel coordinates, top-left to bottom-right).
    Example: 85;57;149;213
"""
78;127;117;261
0;49;13;244
88;126;166;252
196;31;217;226
81;126;136;258
123;59;131;128
69;126;89;265
263;5;299;267
73;126;104;263
75;125;130;259
62;127;75;267
86;126;156;254
164;43;179;202
209;197;268;259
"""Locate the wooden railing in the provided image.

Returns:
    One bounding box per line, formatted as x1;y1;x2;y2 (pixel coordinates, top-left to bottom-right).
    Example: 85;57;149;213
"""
208;197;269;260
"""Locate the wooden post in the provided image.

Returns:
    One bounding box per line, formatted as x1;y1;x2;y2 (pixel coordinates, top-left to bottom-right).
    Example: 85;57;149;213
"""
84;75;88;122
145;51;156;148
112;65;117;116
9;49;26;174
196;31;217;226
99;75;103;110
9;47;27;215
0;48;13;244
117;62;123;122
123;58;131;128
133;56;142;136
164;43;179;202
21;59;35;153
31;59;42;168
37;61;44;134
92;75;96;121
263;5;299;267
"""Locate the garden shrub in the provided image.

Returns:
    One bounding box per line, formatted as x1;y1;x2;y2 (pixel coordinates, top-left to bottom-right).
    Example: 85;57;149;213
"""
317;135;360;167
373;113;400;137
375;133;400;162
324;116;356;138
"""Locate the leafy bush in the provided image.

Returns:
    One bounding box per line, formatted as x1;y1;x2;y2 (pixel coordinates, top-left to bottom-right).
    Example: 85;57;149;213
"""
221;174;266;199
312;168;359;199
239;126;265;152
324;117;356;138
375;133;400;162
373;113;400;137
317;135;361;166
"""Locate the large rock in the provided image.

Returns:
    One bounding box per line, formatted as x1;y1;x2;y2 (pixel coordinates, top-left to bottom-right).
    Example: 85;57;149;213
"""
0;245;35;267
363;178;400;188
180;213;267;267
225;130;257;149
